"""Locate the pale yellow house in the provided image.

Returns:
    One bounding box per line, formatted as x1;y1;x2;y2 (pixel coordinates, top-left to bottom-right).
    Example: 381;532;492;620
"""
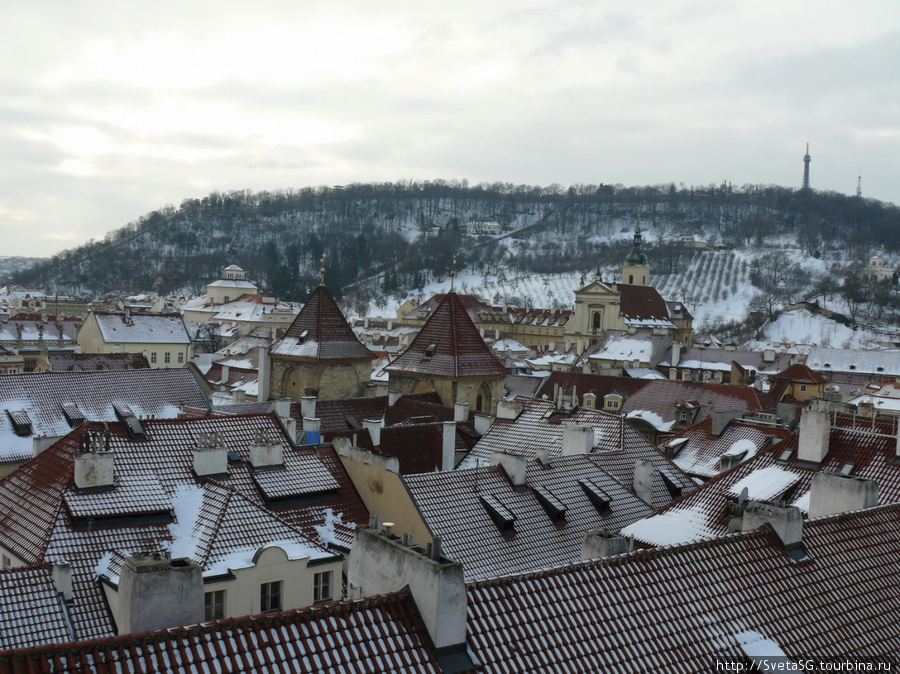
77;310;192;368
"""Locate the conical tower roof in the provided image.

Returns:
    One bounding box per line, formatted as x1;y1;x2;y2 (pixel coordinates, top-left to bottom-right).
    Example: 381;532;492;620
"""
271;285;374;361
387;293;508;378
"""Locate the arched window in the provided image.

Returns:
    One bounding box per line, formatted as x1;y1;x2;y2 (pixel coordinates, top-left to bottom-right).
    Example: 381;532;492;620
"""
592;312;602;330
476;393;483;412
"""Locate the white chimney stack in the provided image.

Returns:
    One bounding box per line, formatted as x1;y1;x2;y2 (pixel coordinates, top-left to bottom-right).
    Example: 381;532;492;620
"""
490;451;527;487
249;428;283;468
797;398;831;465
300;395;317;421
633;459;654;505
274;398;291;421
441;421;456;471
453;401;469;423
256;346;271;402
363;418;382;448
562;423;593;455
809;472;879;519
74;449;115;490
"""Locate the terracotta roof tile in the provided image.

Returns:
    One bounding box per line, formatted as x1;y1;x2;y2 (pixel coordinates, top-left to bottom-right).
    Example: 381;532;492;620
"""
0;591;441;674
0;564;72;649
387;293;508;379
271;285;374;361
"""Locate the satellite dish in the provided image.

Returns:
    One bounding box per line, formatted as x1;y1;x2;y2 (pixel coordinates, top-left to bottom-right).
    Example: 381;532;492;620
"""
727;517;741;534
737;487;749;508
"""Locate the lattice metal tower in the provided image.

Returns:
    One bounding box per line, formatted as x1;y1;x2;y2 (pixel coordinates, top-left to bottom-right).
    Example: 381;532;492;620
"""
857;172;862;198
802;143;811;190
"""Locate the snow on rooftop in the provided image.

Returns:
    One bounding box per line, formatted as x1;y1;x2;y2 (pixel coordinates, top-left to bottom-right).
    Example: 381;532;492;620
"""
621;505;715;547
728;465;801;502
736;630;787;659
625;409;673;432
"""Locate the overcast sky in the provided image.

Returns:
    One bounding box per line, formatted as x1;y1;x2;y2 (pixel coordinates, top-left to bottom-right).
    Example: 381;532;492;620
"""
2;1;899;258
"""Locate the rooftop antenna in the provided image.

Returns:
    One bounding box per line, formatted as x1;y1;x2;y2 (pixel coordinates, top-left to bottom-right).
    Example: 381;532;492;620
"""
319;255;326;285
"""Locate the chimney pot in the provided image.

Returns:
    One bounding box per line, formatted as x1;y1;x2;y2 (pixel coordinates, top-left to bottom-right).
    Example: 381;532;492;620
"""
300;395;317;420
581;530;632;560
453;401;469;423
797;398;831;465
809;472;878;519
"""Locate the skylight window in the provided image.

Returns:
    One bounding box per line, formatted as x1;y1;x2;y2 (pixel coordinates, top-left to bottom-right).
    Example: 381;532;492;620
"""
777;448;794;463
297;329;309;344
839;462;856;476
480;494;516;534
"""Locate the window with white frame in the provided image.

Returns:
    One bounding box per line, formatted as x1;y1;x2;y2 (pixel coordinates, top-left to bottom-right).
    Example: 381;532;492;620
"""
177;352;184;364
151;352;157;363
314;570;333;603
260;581;282;613
204;589;225;620
164;352;171;364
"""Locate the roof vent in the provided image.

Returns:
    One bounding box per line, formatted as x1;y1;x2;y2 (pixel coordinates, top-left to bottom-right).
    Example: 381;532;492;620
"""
480;494;516;534
60;402;85;428
424;343;437;358
297;329;309;344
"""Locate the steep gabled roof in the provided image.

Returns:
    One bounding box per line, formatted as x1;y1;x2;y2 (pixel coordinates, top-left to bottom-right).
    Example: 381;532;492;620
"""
617;284;677;322
0;565;73;649
387;293;508;379
771;363;828;384
271;285;374;361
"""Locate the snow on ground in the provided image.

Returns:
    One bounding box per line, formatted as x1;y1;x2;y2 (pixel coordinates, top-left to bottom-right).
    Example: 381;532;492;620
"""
763;309;884;349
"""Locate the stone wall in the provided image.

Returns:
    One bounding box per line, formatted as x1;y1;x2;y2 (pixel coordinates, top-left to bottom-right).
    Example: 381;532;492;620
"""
270;357;372;400
388;373;503;414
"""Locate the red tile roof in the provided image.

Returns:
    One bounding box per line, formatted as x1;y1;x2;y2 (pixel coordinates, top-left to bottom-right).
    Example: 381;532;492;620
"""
47;353;150;372
467;504;900;671
271;285;374;361
622;379;772;431
0;591;441;674
618;284;681;321
403;454;655;579
0;413;368;641
0;564;72;648
463;397;694;510
771;363;828;384
624;410;900;547
387;293;508;379
543;371;651;399
0;369;211;463
662;417;793;479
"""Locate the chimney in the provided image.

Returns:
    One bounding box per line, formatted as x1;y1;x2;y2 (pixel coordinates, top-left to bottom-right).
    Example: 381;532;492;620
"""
490;451;527;487
219;365;229;383
274;398;291;421
116;552;203;635
496;400;523;420
633;459;654;505
249;428;283;468
764;349;776;363
809;472;878;519
581;530;631;560
454;401;469;423
256;346;271;402
388;390;402;406
193;431;228;478
441;421;456;471
857;399;875;418
535;448;550;467
302;416;320;433
711;410;740;437
300;395;317;420
363;418;382;449
474;413;494;435
741;501;808;561
231;389;246;404
561;423;593;455
52;561;73;601
797;398;831;466
74;448;115;490
347;528;471;666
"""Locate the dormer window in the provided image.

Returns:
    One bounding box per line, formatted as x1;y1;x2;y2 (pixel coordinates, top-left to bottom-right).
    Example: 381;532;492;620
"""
424;344;437;358
297;329;309;344
6;410;32;437
480;494;515;534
